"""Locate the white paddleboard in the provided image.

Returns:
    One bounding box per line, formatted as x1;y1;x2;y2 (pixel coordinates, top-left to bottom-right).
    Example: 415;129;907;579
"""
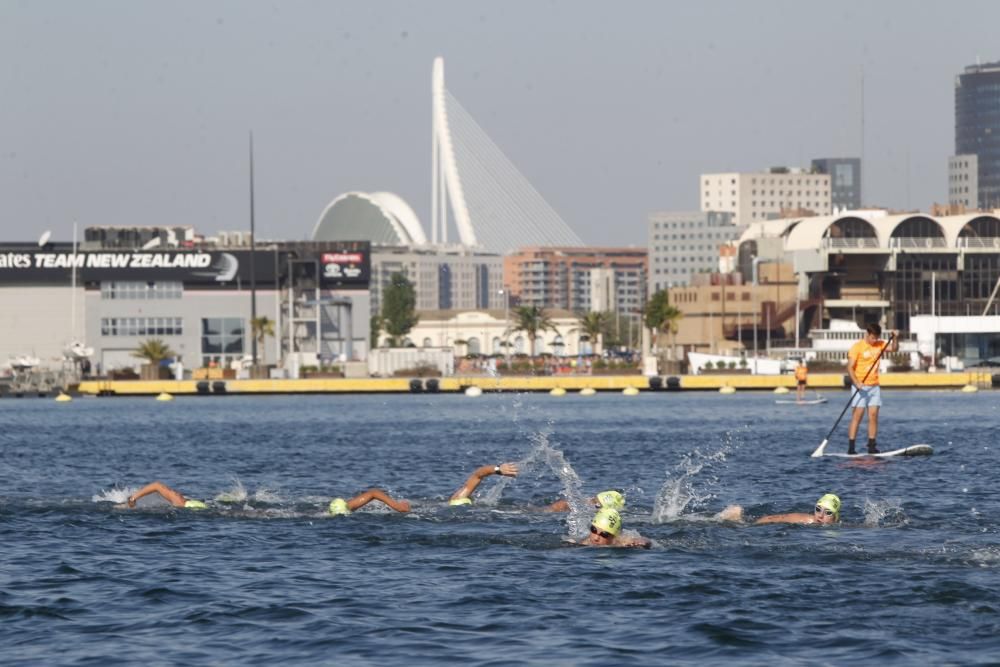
823;444;933;458
776;397;828;405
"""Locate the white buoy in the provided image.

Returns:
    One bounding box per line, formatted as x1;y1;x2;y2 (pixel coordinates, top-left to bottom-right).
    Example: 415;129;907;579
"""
550;387;567;396
719;386;736;394
579;387;596;396
773;386;790;394
961;384;979;393
156;392;174;401
622;386;640;396
55;392;72;402
464;386;483;397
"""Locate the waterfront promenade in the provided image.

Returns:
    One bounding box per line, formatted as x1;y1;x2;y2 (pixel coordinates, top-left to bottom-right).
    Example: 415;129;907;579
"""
74;371;994;396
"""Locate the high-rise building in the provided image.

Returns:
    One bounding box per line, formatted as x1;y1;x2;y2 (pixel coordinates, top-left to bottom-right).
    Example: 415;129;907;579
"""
370;247;503;315
811;158;862;211
955;62;1000;209
504;247;647;315
647;211;743;292
699;168;831;226
948;154;978;209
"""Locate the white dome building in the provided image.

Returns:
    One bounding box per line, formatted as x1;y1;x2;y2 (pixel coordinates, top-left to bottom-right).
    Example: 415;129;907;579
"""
312;192;427;246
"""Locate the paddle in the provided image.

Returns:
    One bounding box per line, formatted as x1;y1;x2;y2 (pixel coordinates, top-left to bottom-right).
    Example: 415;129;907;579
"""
810;332;895;458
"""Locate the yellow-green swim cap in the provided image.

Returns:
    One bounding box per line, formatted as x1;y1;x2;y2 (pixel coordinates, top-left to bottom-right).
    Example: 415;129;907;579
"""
596;490;625;510
183;499;207;510
449;497;472;506
590;507;622;537
816;493;841;517
328;498;351;516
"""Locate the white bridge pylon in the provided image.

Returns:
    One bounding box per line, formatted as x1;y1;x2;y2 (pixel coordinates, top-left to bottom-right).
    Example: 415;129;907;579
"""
430;57;583;254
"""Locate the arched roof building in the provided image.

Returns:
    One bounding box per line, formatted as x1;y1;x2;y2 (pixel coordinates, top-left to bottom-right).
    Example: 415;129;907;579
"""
312;192;427;246
731;210;1000;335
737;211;1000;253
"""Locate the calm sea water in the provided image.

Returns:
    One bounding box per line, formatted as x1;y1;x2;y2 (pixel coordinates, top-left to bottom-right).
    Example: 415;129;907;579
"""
1;389;998;665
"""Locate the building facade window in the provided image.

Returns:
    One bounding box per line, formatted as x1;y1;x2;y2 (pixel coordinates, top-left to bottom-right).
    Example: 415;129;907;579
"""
100;317;183;336
101;281;183;299
201;317;245;368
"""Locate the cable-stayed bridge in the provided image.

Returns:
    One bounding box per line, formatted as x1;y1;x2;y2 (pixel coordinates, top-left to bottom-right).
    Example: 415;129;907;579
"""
431;57;583;254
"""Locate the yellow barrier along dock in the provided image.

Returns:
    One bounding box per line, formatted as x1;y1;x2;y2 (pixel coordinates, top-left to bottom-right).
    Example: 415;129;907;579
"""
75;371;994;396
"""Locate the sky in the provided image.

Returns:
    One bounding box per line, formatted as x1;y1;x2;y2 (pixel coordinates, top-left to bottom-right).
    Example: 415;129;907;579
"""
2;0;999;247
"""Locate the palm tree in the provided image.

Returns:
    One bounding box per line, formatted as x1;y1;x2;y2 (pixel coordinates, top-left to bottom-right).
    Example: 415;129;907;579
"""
645;290;684;361
658;306;684;362
132;339;175;380
133;338;175;364
572;311;608;355
250;316;275;365
508;305;559;356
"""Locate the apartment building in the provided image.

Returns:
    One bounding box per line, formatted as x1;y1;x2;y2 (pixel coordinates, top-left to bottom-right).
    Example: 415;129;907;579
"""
699;167;832;226
648;210;744;292
503;247;647;315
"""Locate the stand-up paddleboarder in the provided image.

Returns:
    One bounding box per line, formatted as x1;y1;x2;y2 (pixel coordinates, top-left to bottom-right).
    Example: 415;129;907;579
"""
846;324;898;455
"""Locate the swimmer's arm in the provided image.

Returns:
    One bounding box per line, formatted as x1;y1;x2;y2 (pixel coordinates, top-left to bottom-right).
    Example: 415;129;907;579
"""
714;505;744;522
127;481;187;508
614;535;652;549
348;488;411;513
753;513;814;525
543;495;601;513
543;499;570;512
449;462;519;502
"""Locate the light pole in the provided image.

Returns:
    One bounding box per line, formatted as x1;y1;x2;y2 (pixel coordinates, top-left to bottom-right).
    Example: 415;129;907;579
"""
766;306;771;355
499;286;510;360
249;132;258;372
752;256;760;375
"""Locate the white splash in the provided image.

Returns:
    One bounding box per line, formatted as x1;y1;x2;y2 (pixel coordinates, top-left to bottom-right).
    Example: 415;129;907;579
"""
215;478;248;503
481;426;590;536
251;487;283;504
861;497;905;527
969;547;1000;566
651;430;741;523
92;486;135;504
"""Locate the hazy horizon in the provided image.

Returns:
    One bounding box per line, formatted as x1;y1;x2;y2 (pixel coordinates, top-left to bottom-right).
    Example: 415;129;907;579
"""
2;0;999;246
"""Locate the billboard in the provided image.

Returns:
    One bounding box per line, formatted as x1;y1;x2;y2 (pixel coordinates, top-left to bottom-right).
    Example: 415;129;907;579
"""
317;242;370;287
0;246;278;287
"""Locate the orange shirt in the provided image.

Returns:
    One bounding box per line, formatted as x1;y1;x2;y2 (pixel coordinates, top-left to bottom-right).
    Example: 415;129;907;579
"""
794;364;808;382
848;339;886;385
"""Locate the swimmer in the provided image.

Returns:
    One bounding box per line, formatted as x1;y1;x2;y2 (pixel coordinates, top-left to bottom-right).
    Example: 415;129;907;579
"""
579;507;651;548
544;489;626;512
328;488;411;515
119;481;207;510
717;493;841;526
448;462;519;506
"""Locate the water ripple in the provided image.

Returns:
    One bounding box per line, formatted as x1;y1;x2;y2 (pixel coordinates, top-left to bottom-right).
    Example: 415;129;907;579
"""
0;392;997;664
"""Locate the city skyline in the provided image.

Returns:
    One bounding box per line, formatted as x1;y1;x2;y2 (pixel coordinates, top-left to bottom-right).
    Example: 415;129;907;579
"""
2;0;999;247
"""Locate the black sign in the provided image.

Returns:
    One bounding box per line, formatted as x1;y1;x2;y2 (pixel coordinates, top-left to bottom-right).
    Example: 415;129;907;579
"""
0;247;279;287
319;249;370;287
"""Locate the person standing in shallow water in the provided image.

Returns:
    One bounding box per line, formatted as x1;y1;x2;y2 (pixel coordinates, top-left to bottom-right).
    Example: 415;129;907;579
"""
847;323;898;454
